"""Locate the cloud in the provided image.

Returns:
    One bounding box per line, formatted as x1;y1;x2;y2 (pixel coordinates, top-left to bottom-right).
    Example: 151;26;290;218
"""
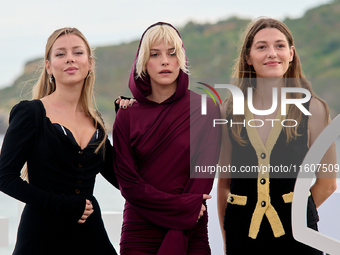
0;0;332;88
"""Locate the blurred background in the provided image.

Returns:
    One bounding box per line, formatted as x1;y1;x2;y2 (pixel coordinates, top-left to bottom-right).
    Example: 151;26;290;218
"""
0;0;339;130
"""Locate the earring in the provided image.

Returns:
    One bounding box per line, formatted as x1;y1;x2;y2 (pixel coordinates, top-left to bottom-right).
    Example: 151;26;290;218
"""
49;75;53;84
87;71;92;78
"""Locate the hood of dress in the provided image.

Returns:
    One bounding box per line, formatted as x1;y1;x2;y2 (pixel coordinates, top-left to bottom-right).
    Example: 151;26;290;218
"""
128;21;189;104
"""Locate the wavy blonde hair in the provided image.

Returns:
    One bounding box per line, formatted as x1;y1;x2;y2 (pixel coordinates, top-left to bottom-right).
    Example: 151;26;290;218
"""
21;27;106;180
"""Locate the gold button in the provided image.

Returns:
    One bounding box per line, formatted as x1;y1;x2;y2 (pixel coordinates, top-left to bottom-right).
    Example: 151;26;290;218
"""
75;189;80;194
78;163;82;168
78;150;83;155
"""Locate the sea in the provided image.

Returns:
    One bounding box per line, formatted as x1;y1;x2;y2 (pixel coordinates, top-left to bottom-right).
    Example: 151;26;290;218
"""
0;134;340;254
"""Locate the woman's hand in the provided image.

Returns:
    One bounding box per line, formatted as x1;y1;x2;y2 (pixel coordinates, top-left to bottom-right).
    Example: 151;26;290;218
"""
78;199;94;224
115;96;136;109
198;194;212;221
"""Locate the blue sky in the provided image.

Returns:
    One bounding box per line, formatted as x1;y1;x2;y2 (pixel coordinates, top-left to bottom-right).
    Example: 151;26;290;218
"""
0;0;332;88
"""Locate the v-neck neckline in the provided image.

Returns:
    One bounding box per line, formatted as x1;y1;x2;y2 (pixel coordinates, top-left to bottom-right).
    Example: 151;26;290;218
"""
244;103;287;156
37;99;98;150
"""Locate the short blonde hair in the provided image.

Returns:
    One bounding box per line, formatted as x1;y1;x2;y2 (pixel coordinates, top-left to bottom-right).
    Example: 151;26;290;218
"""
135;24;188;78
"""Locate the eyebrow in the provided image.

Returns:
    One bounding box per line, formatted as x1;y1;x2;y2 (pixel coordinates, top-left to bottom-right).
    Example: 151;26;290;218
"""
150;47;175;51
53;46;85;52
254;39;287;45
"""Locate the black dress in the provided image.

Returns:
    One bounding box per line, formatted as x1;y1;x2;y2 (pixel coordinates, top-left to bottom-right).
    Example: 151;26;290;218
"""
0;100;118;255
224;103;322;255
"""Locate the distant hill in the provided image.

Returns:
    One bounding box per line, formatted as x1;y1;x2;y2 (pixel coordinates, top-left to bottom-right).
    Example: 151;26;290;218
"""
0;0;339;132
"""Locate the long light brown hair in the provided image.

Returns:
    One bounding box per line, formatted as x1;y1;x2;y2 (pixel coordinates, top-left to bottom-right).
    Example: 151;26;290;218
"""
227;17;329;145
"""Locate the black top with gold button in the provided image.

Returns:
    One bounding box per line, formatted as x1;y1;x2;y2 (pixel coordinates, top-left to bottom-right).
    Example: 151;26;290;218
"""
224;101;321;255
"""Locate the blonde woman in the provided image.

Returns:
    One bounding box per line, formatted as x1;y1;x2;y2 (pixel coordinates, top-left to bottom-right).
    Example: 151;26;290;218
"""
0;27;122;254
113;22;220;255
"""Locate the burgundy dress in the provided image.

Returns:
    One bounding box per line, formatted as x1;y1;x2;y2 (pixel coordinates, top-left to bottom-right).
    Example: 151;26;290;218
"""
112;22;221;255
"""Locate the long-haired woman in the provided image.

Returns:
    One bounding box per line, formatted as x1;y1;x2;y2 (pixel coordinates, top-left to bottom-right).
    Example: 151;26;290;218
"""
0;27;119;255
217;17;337;255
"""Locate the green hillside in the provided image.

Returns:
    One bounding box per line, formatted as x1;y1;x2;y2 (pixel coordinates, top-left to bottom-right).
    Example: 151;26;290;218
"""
0;0;339;132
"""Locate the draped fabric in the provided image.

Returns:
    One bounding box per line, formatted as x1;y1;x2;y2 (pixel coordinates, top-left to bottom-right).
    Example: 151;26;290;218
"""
112;22;221;255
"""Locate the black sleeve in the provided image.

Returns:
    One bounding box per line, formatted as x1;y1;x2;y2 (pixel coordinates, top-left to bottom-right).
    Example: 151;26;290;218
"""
100;139;119;189
0;101;85;222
